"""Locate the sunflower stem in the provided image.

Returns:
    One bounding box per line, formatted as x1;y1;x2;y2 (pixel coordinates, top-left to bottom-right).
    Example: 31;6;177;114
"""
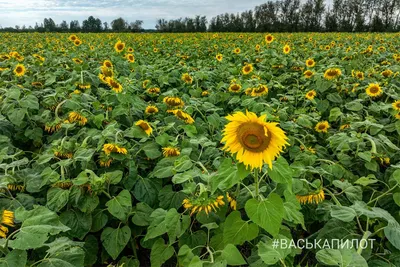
254;169;259;199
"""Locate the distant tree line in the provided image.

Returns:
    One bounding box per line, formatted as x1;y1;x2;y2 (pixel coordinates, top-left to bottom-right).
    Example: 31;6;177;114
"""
0;16;145;33
0;0;399;33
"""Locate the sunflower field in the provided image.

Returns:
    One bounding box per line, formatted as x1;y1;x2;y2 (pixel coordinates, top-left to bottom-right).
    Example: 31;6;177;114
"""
0;32;400;267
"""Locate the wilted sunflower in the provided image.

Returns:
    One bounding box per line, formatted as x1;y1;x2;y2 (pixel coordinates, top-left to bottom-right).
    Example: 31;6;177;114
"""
163;96;184;107
135;120;152;136
162;147;180;157
296;189;325;204
228;83;242;93
242;64;253;75
68;111;88;126
221;110;289;170
44;121;62;133
126;54;135;63
283;44;291;54
147;87;160;95
315;121;330;133
251;84;268;97
0;210;14;238
216;53;223;62
304;70;314;78
305;58;315;67
324;68;342;80
168;109;195;124
366;83;382;97
382;70;393;77
181;73;193;84
13;64;26;77
145;105;159;115
102;143;128;155
392;100;400;111
107;78;123;93
226;193;237;210
265;34;274;44
182;195;225;216
305;90;317;100
99;157;113;167
103;60;113;68
114;40;125;53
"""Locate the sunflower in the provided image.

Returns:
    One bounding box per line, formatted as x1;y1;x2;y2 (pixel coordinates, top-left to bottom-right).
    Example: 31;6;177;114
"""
201;91;209;97
340;124;350;130
305;90;317;100
145;105;159;115
296;189;325;204
283;44;291;54
69;111;88;126
233;48;241;54
324;68;341;80
69;34;78;41
114;40;125;53
392;100;400;111
107;78;123;93
355;71;364;80
168;109;195;124
182;195;225;216
13;64;26;77
102;143;127;155
251;84;268;97
162;147;181;157
74;39;82;46
99;157;113;167
226;193;237;210
142;80;150;88
126;54;135;63
381;70;393;77
147;87;160;95
242;64;253;75
221;110;289;170
304;70;314;78
103;60;113;68
135;120;152;136
366;83;382;97
216;53;223;62
54;151;73;159
395;113;400;120
44;121;62;133
315;121;330;133
265;34;274;44
100;66;114;78
181;73;193;84
128;47;134;52
305;58;315;67
0;210;14;238
72;58;83;64
163;96;184;107
228;83;242;93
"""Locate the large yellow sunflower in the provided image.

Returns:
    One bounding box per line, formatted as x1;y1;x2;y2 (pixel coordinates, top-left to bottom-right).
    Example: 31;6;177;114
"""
103;60;113;68
283;44;291;54
114;40;125;53
13;64;26;77
324;68;342;80
305;90;317;100
181;73;193;84
162;147;180;157
242;64;253;75
228;83;242;93
221;110;289;170
366;83;382;97
315;121;330;133
265;34;274;44
392;100;400;111
305;58;315;67
135;120;152;136
216;53;223;62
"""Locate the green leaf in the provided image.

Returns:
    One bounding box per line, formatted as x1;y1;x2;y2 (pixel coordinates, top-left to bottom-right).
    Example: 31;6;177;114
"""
105;170;123;185
158;185;187;210
283;201;305;229
245;193;284;237
90;210;108;232
174;155;193;172
223;211;259;245
59;210;92;240
106;189;132;221
330;206;357;222
46;187;70;212
133;177;159;206
211;160;250;194
132;202;154;226
316;249;368;267
329;107;343;121
345;101;363;111
258;235;292;265
220;244;246;266
0;250;27;267
101;226;131;260
143;142;162;159
268;157;293;185
384;223;400;250
39;237;85;267
9;206;70;250
150;238;174;267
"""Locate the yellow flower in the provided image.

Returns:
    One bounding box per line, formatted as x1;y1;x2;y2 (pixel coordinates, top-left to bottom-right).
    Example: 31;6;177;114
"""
340;124;350;130
392;100;400;111
216;53;223;62
74;39;82;46
126;54;135;63
226;193;237;210
103;60;113;68
68;34;78;41
0;225;9;238
221;110;289;170
72;58;83;64
114;40;125;53
1;210;15;227
228;83;242;93
163;96;184;108
168;109;195;124
102;144;116;155
382;69;393;77
250;84;268;97
145;105;159;115
296;189;325;204
355;71;364;80
181;73;193;84
283;44;291;54
242;64;253;75
233;47;241;54
99;158;113;167
147;87;160;95
201;91;209;97
265;34;274;44
324;68;341;80
366;83;382;97
162;147;181;157
305;90;317;100
182;195;226;216
305;58;315;67
304;70;314;78
315;121;330;133
13;64;26;77
107;78;123;93
68;111;88;126
135;120;153;136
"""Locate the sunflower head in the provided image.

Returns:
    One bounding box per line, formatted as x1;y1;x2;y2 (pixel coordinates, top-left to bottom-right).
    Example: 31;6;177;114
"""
221;110;289;170
135;120;152;136
216;53;223;62
324;68;341;80
305;90;317;100
162;147;181;157
366;83;382;98
315;121;330;133
74;39;82;46
242;64;253;75
147;87;160;95
233;48;241;54
103;60;113;68
163;96;184;107
107;78;123;93
169;109;195;124
228;83;242;93
145;105;159;115
296;189;325;205
13;64;26;77
181;73;193;84
126;54;135;63
114;40;125;53
265;34;274;44
283;44;291;54
304;70;314;78
306;58;315;67
392;100;400;111
1;210;15;227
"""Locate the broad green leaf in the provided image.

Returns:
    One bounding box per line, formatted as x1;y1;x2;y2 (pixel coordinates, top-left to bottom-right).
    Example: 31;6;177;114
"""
132;202;154;226
60;210;92;240
219;244;246;266
0;249;27;267
223;211;259;245
150;238;174;267
258;235;292;265
268;157;293;185
106;189;132;221
46;187;70;212
330;206;357;222
316;249;368;267
101;225;131;260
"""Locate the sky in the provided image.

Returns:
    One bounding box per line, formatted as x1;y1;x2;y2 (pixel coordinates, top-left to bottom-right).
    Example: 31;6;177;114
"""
0;0;270;29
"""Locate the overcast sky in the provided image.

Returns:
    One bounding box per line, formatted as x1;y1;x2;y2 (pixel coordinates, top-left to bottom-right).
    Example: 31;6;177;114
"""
0;0;270;29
